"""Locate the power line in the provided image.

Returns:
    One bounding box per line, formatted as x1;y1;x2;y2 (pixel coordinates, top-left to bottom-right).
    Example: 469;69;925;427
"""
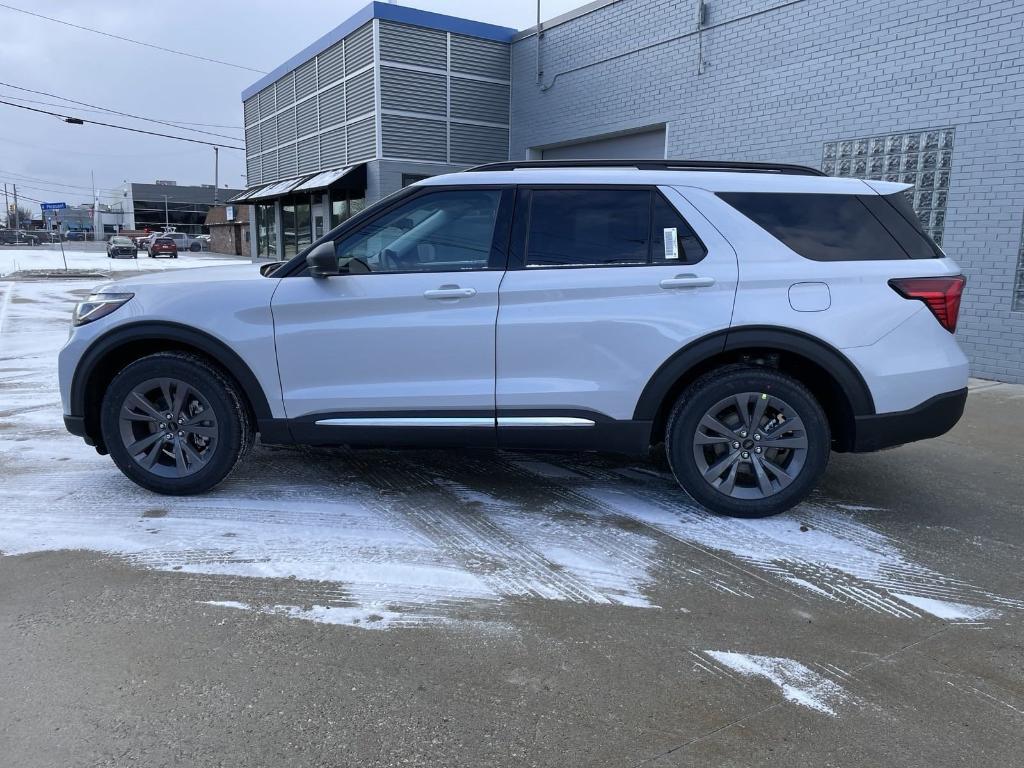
0;81;244;140
0;100;246;150
0;2;267;74
0;92;244;131
0;169;123;193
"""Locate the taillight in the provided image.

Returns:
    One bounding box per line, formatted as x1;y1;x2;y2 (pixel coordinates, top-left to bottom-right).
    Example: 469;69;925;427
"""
888;275;966;333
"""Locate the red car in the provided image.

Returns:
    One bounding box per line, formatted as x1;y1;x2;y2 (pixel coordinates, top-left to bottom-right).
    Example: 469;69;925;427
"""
148;237;178;259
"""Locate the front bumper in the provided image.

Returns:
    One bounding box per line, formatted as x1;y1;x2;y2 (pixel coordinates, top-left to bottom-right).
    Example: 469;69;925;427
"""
851;387;967;452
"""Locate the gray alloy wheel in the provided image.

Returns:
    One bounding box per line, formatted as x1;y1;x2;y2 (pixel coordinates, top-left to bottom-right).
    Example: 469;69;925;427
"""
117;377;219;478
692;392;809;500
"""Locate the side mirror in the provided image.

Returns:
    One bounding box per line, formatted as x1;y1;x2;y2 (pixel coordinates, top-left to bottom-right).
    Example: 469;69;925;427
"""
306;241;339;278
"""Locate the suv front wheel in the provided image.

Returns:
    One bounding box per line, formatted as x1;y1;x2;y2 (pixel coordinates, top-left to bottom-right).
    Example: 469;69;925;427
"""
666;367;829;518
100;352;253;495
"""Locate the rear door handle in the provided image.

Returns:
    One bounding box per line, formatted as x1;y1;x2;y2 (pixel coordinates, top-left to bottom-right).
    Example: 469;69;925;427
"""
659;274;715;290
424;286;477;300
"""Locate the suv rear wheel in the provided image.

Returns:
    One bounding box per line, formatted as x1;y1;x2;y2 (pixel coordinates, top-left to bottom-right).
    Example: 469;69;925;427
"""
100;352;252;495
665;367;829;518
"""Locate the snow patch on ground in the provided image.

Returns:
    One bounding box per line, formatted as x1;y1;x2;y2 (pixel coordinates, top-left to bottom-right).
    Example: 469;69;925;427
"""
892;594;998;622
203;601;451;631
0;247;241;278
1;276;1018;631
706;651;853;715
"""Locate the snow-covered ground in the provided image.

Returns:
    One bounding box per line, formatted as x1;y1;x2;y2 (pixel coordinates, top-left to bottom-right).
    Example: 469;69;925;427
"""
2;275;1019;643
0;246;243;278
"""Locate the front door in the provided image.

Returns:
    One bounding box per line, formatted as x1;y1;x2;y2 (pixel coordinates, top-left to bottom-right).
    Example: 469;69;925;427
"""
495;186;738;448
271;186;512;442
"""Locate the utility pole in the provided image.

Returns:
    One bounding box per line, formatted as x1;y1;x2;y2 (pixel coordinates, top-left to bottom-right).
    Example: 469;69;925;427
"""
214;146;219;205
163;195;170;229
3;183;8;228
12;184;18;229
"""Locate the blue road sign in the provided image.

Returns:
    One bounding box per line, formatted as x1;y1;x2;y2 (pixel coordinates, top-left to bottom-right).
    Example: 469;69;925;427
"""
40;202;67;211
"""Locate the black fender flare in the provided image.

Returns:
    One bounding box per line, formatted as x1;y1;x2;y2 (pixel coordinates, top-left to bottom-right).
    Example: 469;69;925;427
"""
632;325;876;422
70;321;274;422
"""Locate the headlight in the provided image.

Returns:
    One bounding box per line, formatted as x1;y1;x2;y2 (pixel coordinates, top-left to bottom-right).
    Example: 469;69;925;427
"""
72;292;134;327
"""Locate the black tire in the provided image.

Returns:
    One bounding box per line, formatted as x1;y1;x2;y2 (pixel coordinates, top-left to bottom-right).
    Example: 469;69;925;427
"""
665;367;830;518
100;352;253;495
189;243;200;252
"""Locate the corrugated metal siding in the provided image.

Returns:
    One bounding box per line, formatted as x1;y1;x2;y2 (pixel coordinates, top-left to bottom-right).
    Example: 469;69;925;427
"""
382;114;446;161
378;21;446;69
258;86;276;119
295;96;318;137
245;125;261;155
347;117;376;163
276;107;297;144
277;142;298;178
344;22;373;73
298;136;319;174
450;35;509;81
243;97;259;127
320;126;346;168
317;40;345;87
450;78;509;123
295;58;317;100
261;150;278;183
319;83;345;129
246;155;261;186
275;72;295;108
380;67;446;115
346;68;375;119
259;118;277;151
450;123;508;164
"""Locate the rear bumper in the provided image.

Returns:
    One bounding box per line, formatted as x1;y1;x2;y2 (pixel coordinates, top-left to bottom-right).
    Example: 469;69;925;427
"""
851;387;967;452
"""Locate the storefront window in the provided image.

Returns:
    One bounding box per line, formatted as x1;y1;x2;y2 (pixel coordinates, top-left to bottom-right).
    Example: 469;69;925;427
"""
296;203;311;252
331;196;348;228
256;204;277;258
282;204;297;258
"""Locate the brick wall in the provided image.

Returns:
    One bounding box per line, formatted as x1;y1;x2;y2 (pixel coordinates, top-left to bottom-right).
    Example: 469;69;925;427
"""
511;0;1024;383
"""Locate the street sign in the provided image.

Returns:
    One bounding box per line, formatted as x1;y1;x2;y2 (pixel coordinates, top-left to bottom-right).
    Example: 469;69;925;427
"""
40;202;67;211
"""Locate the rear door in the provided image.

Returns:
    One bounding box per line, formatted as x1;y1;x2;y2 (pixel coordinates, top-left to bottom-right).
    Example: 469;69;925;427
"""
495;186;738;441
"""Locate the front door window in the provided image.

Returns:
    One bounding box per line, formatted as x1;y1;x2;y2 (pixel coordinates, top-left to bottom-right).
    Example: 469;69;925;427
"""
333;189;502;273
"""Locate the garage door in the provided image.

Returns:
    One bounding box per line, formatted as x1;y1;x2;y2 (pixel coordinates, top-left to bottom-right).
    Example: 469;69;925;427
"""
540;127;666;160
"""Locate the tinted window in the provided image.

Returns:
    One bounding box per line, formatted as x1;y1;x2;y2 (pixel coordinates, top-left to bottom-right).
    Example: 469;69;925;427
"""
863;193;944;258
334;189;501;273
718;192;910;261
527;189;650;267
652;194;707;264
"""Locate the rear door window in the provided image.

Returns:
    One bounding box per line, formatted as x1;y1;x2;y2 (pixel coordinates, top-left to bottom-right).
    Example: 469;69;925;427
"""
717;192;940;261
523;189;706;268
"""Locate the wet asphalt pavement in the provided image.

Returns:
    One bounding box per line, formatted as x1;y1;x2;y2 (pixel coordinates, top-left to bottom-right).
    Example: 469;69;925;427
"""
1;277;1022;767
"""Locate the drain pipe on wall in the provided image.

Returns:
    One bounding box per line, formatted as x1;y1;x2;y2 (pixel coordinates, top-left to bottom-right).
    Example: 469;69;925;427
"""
539;0;808;91
536;0;543;83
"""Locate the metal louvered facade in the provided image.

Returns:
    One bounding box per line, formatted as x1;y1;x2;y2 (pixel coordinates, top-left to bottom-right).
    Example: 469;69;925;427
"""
242;11;513;189
240;3;515;260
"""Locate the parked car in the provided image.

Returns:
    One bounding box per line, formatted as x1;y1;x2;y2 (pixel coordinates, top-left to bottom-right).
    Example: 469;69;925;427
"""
158;231;203;252
58;159;969;517
66;231;87;242
147;237;178;258
0;229;39;245
106;235;138;259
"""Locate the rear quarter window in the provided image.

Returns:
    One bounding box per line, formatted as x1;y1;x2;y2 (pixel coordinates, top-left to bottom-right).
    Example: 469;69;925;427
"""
718;192;941;261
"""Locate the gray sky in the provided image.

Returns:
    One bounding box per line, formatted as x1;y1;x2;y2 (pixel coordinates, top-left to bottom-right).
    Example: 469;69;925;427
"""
0;0;577;216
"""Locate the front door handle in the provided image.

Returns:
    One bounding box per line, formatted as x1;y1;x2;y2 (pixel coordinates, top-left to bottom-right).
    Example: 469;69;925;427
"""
659;274;715;290
424;286;477;300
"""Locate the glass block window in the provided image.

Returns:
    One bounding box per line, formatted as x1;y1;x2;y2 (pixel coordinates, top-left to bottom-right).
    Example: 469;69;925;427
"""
823;128;954;247
1013;214;1024;311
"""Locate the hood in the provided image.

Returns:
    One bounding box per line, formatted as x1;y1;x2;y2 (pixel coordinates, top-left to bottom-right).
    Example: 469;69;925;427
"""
92;263;270;294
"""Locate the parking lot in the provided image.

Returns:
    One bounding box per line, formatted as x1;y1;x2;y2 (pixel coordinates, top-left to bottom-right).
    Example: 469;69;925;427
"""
1;264;1022;767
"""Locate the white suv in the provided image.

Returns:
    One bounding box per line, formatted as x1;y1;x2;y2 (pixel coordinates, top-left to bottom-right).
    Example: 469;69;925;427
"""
58;160;969;517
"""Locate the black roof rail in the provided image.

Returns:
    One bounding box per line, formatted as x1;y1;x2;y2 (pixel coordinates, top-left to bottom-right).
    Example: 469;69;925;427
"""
465;159;826;176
